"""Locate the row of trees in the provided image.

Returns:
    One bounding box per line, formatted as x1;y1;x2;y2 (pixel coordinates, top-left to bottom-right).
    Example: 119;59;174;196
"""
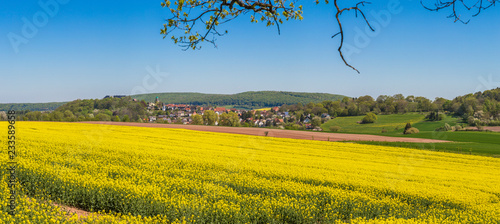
448;88;500;126
279;94;448;117
6;97;148;122
279;88;500;123
0;102;65;112
190;111;240;127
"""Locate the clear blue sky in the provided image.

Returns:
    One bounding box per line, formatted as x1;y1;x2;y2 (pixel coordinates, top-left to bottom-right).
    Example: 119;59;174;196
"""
1;1;499;103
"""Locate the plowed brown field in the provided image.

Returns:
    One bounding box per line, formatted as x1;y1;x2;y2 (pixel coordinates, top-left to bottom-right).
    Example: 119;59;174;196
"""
81;122;450;143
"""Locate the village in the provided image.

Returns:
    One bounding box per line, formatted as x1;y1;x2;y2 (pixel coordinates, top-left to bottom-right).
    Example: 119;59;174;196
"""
144;97;326;130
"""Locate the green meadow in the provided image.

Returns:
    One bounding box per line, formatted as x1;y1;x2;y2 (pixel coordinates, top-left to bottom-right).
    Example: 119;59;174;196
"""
321;113;500;157
321;113;426;135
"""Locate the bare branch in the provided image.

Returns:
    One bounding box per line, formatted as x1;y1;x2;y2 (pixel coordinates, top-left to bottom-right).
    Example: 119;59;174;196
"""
332;0;372;74
421;0;498;24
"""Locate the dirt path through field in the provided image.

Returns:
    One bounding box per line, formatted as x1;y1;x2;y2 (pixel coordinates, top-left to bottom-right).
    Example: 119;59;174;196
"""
81;122;450;143
55;202;93;219
26;197;93;220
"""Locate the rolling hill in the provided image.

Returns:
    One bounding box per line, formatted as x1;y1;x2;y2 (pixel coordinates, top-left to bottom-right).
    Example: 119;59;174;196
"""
0;102;67;112
0;91;346;112
131;91;347;109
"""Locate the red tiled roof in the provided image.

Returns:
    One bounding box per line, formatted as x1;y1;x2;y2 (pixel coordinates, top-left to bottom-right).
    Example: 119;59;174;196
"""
214;107;227;112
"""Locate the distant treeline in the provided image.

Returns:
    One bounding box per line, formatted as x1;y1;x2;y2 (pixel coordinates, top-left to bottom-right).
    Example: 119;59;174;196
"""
3;88;500;127
279;88;500;126
3;97;148;122
450;88;500;126
0;102;66;112
131;91;346;109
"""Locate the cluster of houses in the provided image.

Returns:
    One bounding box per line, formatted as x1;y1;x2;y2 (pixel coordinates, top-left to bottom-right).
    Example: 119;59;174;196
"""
142;97;330;129
148;103;240;124
146;100;293;127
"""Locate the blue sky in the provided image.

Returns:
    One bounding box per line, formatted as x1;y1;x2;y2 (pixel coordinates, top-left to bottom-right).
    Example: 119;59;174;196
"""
1;1;499;103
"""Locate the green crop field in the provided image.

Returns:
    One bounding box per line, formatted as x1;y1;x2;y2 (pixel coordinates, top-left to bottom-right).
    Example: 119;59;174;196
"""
322;113;500;157
321;113;427;135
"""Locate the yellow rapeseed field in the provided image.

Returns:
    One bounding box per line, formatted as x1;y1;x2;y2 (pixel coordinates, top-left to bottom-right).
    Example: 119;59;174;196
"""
0;121;499;223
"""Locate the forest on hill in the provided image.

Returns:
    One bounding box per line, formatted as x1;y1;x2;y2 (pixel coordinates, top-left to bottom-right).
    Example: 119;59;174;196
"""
0;91;346;112
131;91;346;109
0;102;66;112
1;97;147;122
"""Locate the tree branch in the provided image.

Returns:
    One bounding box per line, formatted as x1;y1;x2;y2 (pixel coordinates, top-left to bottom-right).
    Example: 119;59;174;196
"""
161;0;497;73
332;0;372;74
421;0;498;24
